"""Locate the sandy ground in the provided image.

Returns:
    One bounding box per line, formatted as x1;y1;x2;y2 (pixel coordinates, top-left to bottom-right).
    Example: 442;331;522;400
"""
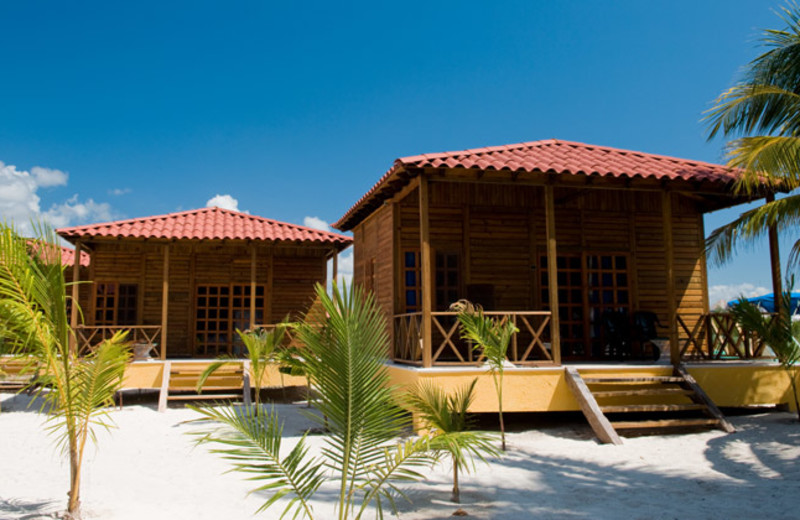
1;391;799;520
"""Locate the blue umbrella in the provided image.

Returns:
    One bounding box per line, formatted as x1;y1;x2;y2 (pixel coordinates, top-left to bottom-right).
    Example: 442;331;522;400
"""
727;293;800;314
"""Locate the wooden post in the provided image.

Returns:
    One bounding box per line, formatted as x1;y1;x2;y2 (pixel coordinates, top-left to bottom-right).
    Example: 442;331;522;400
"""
332;249;339;286
161;244;170;360
265;248;273;325
662;192;679;365
250;244;257;330
419;176;433;368
766;193;783;318
69;240;82;355
544;185;561;365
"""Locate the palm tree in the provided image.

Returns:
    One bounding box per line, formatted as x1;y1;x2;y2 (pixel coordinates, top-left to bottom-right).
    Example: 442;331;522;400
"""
457;311;518;451
730;289;800;421
197;323;288;407
406;378;498;503
705;3;800;283
0;223;130;519
190;282;433;520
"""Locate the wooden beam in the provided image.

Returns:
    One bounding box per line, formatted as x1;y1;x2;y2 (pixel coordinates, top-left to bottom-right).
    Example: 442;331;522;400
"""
266;248;274;324
544;185;561;365
249;244;257;330
69;240;82;355
242;360;252;407
766;193;783;318
419;175;433;368
676;365;735;433
663;192;679;365
161;244;170;360
565;368;623;445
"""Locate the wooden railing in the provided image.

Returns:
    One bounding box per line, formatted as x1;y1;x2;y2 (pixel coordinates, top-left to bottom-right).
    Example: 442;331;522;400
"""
75;326;162;359
393;311;554;366
678;312;773;361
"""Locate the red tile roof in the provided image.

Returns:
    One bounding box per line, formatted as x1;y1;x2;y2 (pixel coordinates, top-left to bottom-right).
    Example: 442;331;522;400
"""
57;207;352;248
334;139;743;230
59;245;90;267
27;240;90;267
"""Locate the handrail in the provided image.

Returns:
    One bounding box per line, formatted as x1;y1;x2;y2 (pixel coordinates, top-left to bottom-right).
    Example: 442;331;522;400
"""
678;312;773;361
393;310;555;366
75;325;162;359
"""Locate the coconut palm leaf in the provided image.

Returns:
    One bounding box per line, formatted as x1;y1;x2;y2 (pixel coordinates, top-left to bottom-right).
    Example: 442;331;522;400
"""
0;222;130;517
191;404;323;519
706;194;800;269
406;378;498;503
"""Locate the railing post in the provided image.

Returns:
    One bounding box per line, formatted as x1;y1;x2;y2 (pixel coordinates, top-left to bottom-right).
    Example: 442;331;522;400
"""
544;185;561;365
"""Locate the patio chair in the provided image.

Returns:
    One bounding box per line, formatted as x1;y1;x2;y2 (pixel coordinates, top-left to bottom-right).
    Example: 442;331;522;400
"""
631;311;665;361
600;310;631;360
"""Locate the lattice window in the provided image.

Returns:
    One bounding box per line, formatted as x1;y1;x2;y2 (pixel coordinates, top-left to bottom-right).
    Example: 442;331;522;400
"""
586;254;630;347
402;250;421;312
540;255;585;357
196;284;265;357
94;283;137;326
435;252;460;311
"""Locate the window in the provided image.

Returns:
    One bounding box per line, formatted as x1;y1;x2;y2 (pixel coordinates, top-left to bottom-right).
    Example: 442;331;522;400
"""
364;258;376;293
196;284;265;357
435;252;460;311
402;250;421;312
94;283;138;325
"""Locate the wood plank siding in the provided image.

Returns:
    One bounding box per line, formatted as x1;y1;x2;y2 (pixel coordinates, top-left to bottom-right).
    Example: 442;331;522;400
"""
75;240;330;357
351;180;708;360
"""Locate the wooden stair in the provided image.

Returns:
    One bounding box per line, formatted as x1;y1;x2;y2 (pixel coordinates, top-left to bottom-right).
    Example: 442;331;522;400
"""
157;361;251;412
565;365;734;444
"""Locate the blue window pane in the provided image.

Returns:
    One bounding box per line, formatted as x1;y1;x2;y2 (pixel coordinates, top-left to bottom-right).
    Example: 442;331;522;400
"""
406;290;417;306
405;271;416;287
405;252;416;267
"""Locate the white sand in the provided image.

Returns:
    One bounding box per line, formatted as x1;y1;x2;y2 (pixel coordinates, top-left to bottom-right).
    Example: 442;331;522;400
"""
2;392;799;520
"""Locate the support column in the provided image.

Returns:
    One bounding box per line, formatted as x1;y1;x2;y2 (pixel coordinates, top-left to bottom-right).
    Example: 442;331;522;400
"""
250;244;257;330
544;185;561;365
69;240;82;355
766;192;783;318
161;244;170;360
332;249;339;286
419;176;433;368
662;192;679;365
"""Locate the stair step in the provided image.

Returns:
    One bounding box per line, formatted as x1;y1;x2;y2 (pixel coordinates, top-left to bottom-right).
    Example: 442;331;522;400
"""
169;385;243;391
611;418;720;430
167;393;242;401
592;388;694;398
600;403;707;413
583;376;685;383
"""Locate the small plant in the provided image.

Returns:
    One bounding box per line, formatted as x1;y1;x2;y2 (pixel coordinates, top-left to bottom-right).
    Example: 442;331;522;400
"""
406;378;498;503
0;223;130;518
457;311;518;451
191;282;434;519
197;322;289;406
731;288;800;421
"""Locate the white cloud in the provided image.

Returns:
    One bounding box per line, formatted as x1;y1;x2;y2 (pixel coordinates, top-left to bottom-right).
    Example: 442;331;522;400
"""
42;195;113;229
31;166;68;188
109;187;131;196
0;160;111;234
709;283;770;310
336;248;354;286
303;216;331;232
206;194;240;212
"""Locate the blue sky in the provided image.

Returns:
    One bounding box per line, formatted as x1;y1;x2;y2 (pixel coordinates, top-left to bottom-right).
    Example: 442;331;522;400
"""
0;1;794;304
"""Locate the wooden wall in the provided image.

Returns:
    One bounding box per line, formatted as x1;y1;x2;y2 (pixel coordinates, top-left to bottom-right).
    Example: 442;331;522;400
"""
352;180;709;344
352;203;394;332
75;240;330;357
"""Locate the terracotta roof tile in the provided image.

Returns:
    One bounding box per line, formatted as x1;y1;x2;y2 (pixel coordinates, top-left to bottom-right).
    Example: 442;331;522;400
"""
57;207;352;248
334;138;742;230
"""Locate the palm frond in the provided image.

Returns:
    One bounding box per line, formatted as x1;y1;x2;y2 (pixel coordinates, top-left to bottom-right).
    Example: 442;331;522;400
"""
705;193;800;270
190;405;323;519
724;135;800;191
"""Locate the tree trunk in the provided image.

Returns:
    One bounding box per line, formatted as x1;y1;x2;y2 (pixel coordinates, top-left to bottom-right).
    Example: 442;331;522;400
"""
451;459;460;503
67;442;81;518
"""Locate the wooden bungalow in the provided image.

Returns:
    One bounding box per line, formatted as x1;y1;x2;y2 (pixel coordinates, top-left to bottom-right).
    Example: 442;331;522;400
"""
57;206;351;360
335;139;792;439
